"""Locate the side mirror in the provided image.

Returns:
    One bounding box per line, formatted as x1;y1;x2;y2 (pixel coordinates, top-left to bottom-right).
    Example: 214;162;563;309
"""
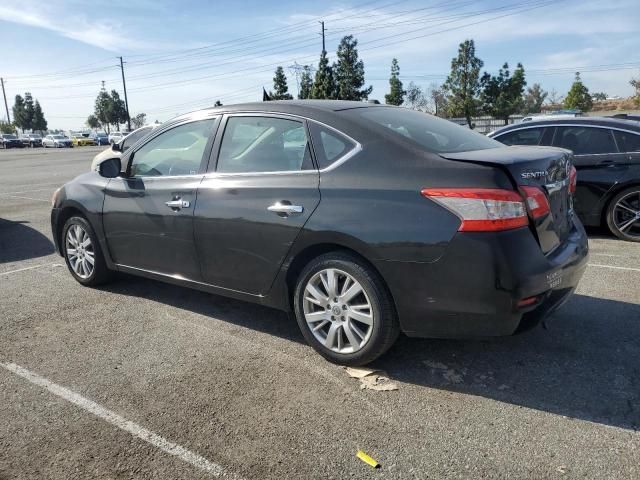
111;141;122;152
98;157;122;178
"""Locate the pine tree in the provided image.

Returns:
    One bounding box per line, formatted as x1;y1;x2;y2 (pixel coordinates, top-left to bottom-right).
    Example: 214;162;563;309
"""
564;72;593;112
480;62;526;124
12;95;28;131
311;51;336;99
522;83;548;114
632;76;640;107
334;35;372;100
94;89;112;133
32;100;47;132
299;65;314;99
443;39;484;127
109;90;129;130
384;58;405;106
86;114;101;129
214;100;223;107
23;92;35;131
270;66;293;100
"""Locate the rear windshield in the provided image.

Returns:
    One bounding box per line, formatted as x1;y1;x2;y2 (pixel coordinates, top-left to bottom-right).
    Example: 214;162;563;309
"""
342;107;501;154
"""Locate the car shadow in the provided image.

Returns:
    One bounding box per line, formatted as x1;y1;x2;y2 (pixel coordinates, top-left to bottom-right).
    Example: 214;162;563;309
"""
0;219;55;264
101;276;639;431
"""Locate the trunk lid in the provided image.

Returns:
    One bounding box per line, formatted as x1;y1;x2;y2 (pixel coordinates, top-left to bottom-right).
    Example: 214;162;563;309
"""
440;146;574;254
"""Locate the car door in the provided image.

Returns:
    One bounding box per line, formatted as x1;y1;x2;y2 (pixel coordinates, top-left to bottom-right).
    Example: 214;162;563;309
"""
613;129;640;164
102;115;219;281
194;113;321;295
552;126;626;222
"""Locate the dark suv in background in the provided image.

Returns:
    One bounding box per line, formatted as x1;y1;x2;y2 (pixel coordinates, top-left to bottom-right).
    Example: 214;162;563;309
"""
489;117;640;241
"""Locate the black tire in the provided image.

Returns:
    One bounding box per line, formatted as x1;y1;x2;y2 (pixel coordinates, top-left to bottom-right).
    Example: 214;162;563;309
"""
293;251;399;366
606;186;640;242
62;215;113;286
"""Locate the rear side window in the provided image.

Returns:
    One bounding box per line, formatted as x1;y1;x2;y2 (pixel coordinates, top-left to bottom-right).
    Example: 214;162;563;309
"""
495;128;544;146
554;127;618;155
613;131;640;152
217;116;313;173
342;107;501;154
309;123;357;169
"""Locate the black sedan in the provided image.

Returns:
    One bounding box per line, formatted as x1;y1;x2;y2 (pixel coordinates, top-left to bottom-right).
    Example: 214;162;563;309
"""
51;101;588;365
489;117;640;241
1;133;24;148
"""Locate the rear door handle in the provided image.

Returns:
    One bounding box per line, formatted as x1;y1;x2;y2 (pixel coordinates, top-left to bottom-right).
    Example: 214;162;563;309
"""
165;199;190;210
268;202;304;216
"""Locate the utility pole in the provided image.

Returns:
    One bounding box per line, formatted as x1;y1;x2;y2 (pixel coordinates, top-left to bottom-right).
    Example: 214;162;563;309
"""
118;56;131;131
1;78;10;123
319;21;326;52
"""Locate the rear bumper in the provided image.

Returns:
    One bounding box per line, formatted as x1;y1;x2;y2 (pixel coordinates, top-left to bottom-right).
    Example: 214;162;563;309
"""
376;217;589;338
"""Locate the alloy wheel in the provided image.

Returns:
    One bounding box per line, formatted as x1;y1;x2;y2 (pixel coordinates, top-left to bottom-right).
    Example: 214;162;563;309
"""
65;224;95;279
612;190;640;239
302;268;374;354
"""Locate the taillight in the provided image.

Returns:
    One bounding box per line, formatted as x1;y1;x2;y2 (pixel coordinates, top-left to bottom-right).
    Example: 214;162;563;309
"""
520;186;551;219
569;165;577;193
421;188;528;232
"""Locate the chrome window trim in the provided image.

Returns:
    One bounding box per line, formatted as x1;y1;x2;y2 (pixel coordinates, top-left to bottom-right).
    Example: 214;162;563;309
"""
205;112;362;177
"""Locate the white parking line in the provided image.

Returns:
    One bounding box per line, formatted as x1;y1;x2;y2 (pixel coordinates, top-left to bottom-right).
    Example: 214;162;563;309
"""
0;188;57;196
1;362;240;479
588;263;640;273
5;195;50;203
2;263;61;275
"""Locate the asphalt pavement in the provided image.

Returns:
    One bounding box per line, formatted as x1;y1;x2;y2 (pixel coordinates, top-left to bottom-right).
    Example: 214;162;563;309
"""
0;146;638;479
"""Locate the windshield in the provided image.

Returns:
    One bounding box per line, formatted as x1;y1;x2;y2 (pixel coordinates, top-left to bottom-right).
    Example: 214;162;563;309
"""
30;134;42;138
51;135;64;139
342;107;501;154
3;134;17;139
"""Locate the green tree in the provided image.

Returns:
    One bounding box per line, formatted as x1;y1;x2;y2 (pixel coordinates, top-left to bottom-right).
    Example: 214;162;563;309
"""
632;76;640;107
299;65;314;99
109;90;129;130
23;92;35;131
131;113;147;129
214;100;223;107
94;89;112;133
428;83;448;116
270;66;293;100
12;95;28;131
0;121;15;134
31;100;47;132
86;114;101;129
443;39;484;127
592;92;607;102
481;62;526;124
384;58;405;106
334;35;372;100
564;72;593;112
311;51;336;99
521;83;548;114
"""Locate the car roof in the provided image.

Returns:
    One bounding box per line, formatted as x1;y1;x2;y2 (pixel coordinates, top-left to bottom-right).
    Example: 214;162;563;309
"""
490;116;640;136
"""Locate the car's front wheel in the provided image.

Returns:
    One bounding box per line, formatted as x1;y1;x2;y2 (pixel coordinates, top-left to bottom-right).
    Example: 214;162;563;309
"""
293;252;399;366
62;216;112;286
606;186;640;242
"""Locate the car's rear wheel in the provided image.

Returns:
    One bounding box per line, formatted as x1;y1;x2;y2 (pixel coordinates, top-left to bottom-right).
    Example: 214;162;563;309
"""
62;216;112;286
606;186;640;242
293;252;399;366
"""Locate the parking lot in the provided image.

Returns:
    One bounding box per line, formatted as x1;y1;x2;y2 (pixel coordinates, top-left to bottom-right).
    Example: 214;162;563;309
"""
0;146;639;479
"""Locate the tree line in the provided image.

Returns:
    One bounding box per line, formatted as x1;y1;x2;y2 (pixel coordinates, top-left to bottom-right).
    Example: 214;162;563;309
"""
0;92;48;133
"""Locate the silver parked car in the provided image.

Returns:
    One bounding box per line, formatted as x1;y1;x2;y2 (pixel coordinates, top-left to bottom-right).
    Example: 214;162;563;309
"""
43;134;72;148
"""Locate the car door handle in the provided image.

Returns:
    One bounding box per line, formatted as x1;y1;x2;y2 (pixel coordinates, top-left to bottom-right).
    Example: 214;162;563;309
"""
165;199;190;209
268;202;304;216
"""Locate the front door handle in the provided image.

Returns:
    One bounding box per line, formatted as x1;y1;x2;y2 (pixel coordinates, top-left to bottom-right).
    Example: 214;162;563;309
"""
268;202;304;217
165;199;190;210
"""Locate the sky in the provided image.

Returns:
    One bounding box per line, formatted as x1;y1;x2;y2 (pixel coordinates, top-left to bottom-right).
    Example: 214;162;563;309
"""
0;0;638;129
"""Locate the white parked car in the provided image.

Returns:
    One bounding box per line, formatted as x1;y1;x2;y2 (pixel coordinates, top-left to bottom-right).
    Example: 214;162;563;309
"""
92;125;157;171
108;132;126;144
42;134;72;148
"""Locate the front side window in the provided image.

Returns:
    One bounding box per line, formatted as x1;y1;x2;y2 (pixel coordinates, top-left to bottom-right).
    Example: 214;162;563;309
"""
613;131;640;152
554;127;618;155
217;116;313;173
495;128;545;146
122;126;152;151
129;119;215;177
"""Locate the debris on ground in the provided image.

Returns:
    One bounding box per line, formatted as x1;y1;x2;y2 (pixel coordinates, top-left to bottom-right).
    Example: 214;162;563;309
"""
345;367;399;391
356;450;380;468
